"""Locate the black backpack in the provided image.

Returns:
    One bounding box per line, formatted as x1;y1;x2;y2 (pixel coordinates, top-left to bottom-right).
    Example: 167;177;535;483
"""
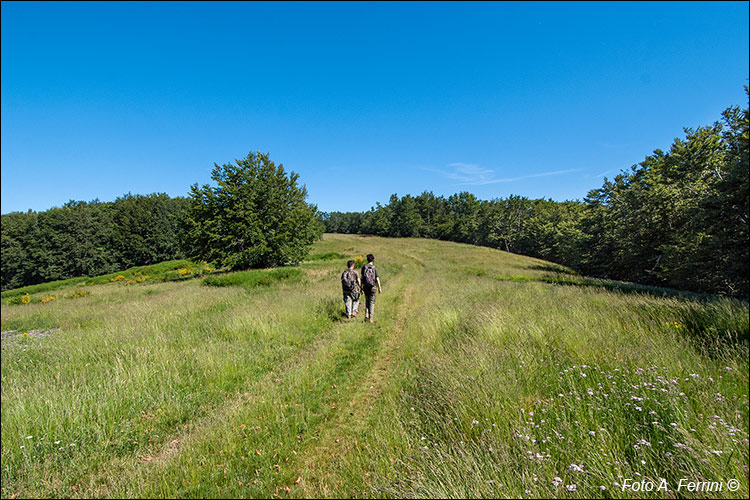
362;265;377;287
341;270;357;291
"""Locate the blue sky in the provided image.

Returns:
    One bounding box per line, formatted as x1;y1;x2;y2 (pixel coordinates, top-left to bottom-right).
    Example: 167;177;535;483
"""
2;1;748;214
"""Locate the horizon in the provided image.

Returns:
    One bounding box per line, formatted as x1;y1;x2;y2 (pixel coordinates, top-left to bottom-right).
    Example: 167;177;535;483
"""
2;1;748;215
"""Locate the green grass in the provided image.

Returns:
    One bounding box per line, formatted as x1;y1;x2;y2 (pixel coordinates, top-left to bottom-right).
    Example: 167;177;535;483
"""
202;268;303;290
1;235;747;499
307;251;347;261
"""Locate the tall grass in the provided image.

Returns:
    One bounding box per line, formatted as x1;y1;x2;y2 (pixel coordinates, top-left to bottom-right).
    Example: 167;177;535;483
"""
202;268;303;290
1;234;747;498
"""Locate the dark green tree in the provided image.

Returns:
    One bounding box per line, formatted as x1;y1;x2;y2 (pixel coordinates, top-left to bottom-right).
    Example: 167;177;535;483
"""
1;210;41;290
34;200;118;281
485;195;532;252
111;193;189;268
321;211;364;233
446;192;481;244
180;152;323;269
390;194;424;237
360;202;392;236
414;191;448;239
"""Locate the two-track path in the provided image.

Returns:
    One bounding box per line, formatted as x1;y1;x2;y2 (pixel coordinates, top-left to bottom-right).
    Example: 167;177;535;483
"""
293;250;425;497
102;238;428;498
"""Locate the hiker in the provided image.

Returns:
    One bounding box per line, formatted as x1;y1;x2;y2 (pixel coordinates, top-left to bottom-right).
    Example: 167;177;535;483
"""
361;254;382;323
341;260;362;319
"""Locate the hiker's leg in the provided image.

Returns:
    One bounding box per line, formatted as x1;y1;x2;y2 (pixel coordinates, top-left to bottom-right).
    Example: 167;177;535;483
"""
352;298;359;315
367;292;375;322
344;294;353;318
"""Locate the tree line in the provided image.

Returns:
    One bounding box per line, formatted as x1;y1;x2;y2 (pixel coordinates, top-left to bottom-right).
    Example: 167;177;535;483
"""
1;194;190;291
323;93;748;298
2;93;746;298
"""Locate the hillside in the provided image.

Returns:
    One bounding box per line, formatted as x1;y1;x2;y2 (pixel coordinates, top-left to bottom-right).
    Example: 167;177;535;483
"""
1;234;748;498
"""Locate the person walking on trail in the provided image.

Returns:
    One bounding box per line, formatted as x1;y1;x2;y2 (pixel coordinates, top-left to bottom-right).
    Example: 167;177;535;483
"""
361;254;382;323
341;260;362;319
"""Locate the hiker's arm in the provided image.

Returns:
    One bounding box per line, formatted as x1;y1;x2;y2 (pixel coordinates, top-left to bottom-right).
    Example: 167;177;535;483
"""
376;277;382;294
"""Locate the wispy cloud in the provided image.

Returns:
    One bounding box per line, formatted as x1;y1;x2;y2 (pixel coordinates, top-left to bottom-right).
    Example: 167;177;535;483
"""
486;168;583;184
426;162;497;184
589;168;620;179
425;163;581;186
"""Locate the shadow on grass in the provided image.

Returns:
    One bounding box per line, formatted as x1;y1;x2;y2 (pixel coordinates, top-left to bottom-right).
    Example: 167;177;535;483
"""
488;272;749;352
493;272;732;303
307;252;347;261
525;263;579;276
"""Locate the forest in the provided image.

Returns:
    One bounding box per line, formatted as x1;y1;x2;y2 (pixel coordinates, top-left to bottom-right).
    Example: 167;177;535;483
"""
1;194;189;291
323;97;748;298
2;94;747;298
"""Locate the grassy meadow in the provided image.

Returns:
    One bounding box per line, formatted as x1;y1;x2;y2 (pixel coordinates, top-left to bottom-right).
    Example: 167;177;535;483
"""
1;234;748;498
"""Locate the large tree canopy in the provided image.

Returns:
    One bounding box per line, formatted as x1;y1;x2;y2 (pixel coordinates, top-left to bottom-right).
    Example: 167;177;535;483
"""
181;152;323;270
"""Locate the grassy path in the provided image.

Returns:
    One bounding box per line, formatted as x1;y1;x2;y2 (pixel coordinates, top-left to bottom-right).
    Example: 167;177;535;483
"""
294;249;424;497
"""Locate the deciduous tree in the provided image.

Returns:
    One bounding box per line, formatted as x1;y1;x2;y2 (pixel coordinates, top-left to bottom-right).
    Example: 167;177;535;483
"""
180;152;323;269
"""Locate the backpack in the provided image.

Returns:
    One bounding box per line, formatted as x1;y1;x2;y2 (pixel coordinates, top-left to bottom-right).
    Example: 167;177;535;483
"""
341;270;357;292
362;265;377;287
